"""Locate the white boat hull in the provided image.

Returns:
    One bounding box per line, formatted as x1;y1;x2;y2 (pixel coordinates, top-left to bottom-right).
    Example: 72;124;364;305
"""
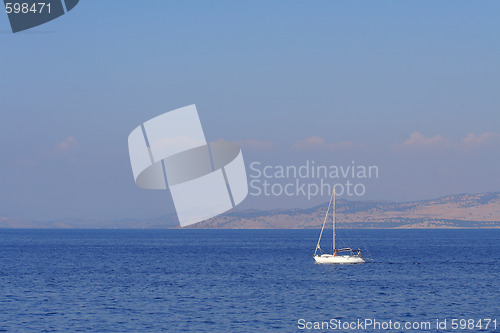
314;254;365;264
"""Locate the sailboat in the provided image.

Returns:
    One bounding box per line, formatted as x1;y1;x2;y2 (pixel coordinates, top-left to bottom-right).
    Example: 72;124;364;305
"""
313;189;365;264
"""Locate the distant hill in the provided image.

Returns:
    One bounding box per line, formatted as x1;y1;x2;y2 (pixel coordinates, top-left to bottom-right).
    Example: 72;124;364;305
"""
194;192;500;229
1;192;499;229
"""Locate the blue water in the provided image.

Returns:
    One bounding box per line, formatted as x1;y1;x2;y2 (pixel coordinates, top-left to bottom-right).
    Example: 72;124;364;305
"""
0;229;498;332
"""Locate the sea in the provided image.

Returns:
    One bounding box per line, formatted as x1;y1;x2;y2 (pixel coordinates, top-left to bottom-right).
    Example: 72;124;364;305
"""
0;229;498;332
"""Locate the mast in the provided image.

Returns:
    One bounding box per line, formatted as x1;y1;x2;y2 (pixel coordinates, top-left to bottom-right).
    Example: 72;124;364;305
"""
333;188;336;253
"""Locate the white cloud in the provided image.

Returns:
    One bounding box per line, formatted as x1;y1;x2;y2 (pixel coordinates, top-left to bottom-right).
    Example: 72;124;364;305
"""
213;138;276;150
293;136;326;150
293;136;365;151
55;137;78;152
395;131;500;150
399;132;450;148
235;139;276;150
461;132;500;148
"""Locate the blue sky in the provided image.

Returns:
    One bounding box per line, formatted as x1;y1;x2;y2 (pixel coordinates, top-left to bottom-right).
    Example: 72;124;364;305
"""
1;1;499;220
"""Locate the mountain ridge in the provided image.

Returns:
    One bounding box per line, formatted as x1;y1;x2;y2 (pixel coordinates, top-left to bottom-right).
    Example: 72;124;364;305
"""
1;192;499;229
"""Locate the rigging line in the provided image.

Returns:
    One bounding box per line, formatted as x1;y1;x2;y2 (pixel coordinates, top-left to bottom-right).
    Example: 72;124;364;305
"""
314;188;335;256
337;197;370;258
358;228;374;260
344;212;372;257
336;197;350;250
348;224;373;260
333;188;336;253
